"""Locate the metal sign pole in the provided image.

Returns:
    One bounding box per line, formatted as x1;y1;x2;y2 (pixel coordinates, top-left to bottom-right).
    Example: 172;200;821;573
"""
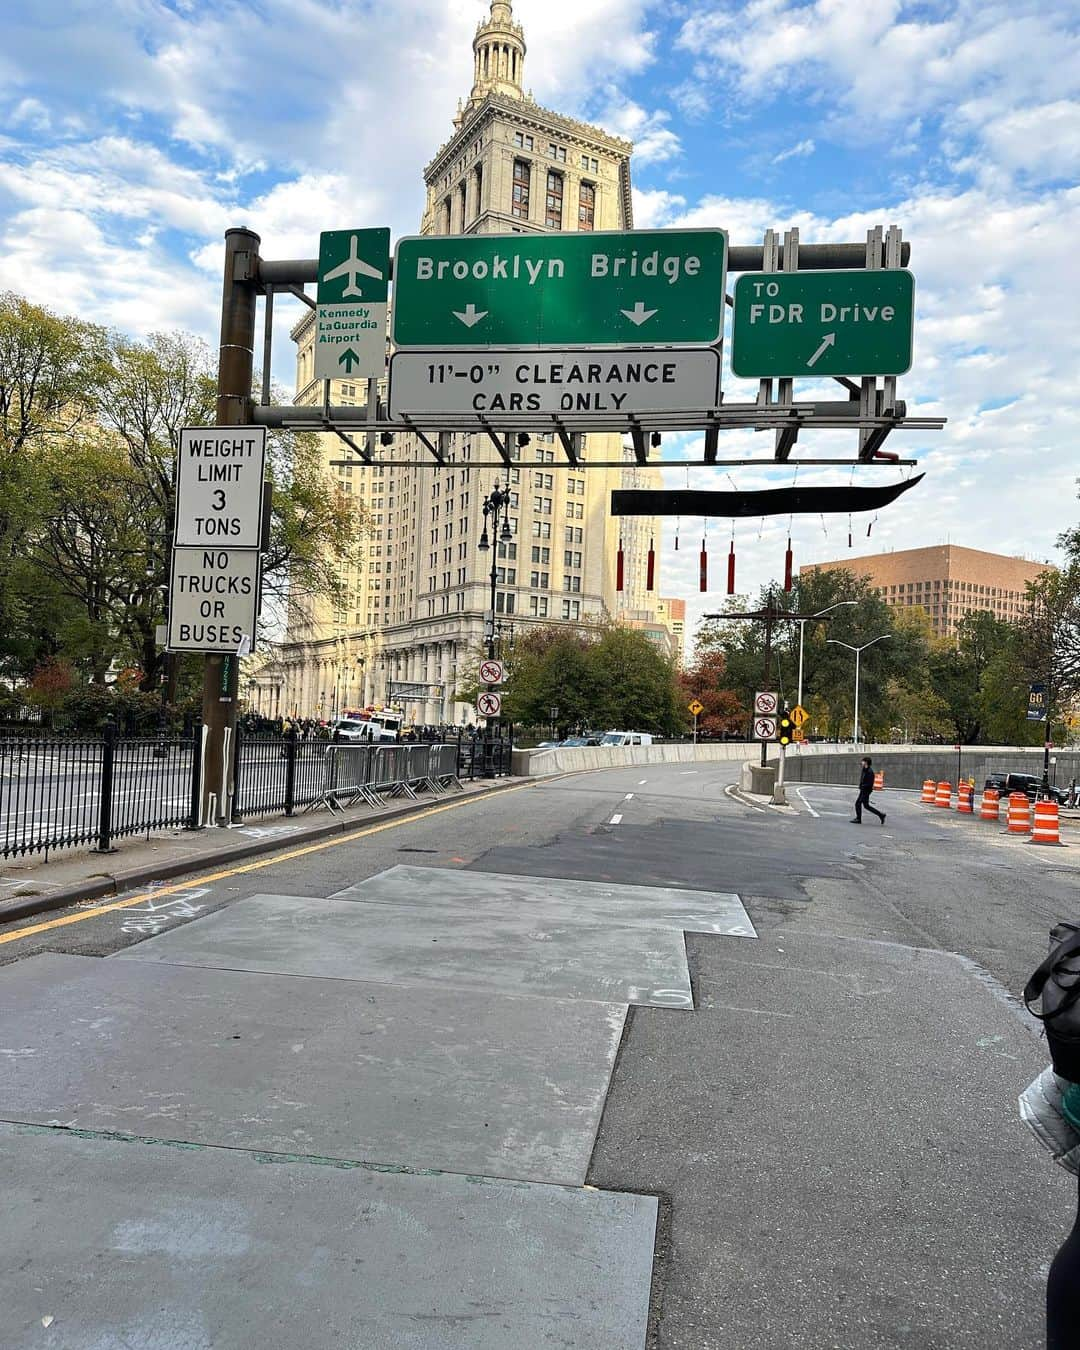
201;227;259;827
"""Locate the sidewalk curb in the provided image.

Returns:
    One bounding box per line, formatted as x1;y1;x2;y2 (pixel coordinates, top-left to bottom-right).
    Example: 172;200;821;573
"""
0;779;523;927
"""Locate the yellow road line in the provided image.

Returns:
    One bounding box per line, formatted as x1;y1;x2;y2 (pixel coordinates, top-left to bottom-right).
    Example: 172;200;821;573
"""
0;784;533;948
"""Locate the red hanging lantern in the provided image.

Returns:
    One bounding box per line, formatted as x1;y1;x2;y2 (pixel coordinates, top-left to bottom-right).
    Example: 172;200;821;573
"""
646;537;655;591
699;538;708;593
727;539;736;595
616;538;625;592
784;537;793;592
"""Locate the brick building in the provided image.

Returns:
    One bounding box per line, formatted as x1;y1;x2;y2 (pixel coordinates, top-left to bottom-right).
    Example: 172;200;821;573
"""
800;544;1052;638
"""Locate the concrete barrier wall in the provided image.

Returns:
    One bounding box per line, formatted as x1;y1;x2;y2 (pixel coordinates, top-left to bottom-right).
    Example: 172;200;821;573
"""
780;748;1080;791
514;742;1080;789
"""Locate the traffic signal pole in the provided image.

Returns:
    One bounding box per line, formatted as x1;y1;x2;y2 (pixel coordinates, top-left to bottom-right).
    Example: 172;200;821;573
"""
200;227;260;827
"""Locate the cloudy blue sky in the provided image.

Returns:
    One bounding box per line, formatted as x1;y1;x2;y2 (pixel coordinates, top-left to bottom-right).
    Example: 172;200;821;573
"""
2;0;1078;641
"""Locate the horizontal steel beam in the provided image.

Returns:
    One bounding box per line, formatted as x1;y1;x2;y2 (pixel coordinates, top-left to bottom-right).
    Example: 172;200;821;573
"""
327;456;919;469
251;399;934;432
255;241;912;291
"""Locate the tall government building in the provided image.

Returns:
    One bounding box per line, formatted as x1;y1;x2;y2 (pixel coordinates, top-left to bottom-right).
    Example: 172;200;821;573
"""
263;0;682;724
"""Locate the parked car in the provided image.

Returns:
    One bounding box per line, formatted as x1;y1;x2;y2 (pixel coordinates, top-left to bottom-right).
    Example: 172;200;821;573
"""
984;772;1067;804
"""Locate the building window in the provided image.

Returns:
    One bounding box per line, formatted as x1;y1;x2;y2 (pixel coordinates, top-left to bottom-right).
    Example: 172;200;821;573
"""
531;546;550;564
578;182;595;231
529;596;549;617
530;571;549;589
459;181;467;229
496;592;515;614
512;159;530;218
545;171;563;228
547;143;566;162
474;163;483;215
514;132;533;151
443;197;452;233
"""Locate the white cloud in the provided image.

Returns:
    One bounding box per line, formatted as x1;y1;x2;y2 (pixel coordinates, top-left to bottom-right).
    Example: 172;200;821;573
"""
597;95;682;165
676;0;1080;175
771;138;815;165
641;174;1080;650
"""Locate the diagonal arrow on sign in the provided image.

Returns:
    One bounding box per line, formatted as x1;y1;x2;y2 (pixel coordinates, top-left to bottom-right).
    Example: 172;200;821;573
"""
453;303;489;328
805;332;836;368
620;301;658;327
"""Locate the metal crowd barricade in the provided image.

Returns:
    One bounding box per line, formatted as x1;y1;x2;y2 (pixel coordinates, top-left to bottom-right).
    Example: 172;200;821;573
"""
372;744;417;801
406;743;444;796
431;743;464;791
321;743;380;812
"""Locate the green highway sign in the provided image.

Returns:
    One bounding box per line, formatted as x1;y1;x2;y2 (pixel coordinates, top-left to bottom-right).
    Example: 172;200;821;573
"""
314;228;391;381
391;229;727;349
731;269;915;378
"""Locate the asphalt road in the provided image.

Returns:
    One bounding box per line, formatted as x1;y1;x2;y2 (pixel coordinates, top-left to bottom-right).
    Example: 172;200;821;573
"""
2;764;1077;1348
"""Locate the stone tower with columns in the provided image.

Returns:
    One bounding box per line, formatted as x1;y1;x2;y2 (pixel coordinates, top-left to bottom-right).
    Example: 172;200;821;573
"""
262;1;673;726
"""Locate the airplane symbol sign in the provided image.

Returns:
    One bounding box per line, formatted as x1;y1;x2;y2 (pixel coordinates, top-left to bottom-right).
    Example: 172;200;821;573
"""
321;233;385;299
315;227;391;381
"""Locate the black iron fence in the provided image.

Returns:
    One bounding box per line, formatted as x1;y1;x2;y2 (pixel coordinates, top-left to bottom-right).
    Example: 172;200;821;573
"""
1;724;514;860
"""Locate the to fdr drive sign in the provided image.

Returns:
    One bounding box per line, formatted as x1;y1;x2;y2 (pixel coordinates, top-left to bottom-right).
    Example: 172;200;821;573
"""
388;349;720;420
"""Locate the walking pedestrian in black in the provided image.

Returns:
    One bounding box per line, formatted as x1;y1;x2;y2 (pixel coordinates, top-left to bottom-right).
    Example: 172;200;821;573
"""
851;756;886;825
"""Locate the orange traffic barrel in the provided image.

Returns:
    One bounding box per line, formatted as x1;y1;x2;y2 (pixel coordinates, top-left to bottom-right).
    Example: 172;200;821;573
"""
874;771;885;790
979;788;1000;822
921;779;936;803
1031;799;1063;846
957;783;974;814
1006;792;1031;835
935;781;952;808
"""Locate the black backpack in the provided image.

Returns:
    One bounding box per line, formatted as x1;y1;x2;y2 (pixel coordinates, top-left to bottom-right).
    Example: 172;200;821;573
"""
1025;922;1080;1082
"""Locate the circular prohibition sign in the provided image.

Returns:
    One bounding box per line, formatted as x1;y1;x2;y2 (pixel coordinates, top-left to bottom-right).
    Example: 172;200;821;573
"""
477;691;503;717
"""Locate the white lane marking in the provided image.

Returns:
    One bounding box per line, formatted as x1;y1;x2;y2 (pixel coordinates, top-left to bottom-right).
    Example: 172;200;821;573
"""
610;813;623;825
624;793;634;800
638;780;647;785
795;788;820;818
680;771;699;775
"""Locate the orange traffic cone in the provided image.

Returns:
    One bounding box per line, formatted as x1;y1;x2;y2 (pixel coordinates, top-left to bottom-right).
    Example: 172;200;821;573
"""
1031;799;1063;846
979;788;1000;822
1006;792;1031;835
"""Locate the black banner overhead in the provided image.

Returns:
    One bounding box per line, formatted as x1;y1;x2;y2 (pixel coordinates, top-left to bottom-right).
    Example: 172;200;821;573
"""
610;474;924;518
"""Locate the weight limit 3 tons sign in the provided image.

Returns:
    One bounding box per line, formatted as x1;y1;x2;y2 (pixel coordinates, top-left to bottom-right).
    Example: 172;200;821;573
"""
174;427;266;547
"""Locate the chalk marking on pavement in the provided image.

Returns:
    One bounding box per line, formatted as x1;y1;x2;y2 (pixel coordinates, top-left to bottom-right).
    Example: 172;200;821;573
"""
704;1003;797;1019
0;783;534;948
795;788;820;818
624;793;634;800
609;813;623;824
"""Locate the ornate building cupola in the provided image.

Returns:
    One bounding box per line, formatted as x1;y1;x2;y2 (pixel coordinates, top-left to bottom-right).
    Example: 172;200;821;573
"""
467;0;526;110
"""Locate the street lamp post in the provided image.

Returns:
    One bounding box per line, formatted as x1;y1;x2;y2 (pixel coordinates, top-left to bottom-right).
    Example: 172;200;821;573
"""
476;484;514;768
797;601;858;709
477;482;514;662
827;635;891;744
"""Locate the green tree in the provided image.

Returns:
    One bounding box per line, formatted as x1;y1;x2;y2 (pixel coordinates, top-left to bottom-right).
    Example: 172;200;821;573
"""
679;648;745;736
0;293;108;670
500;627;597;733
586;626;682;735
